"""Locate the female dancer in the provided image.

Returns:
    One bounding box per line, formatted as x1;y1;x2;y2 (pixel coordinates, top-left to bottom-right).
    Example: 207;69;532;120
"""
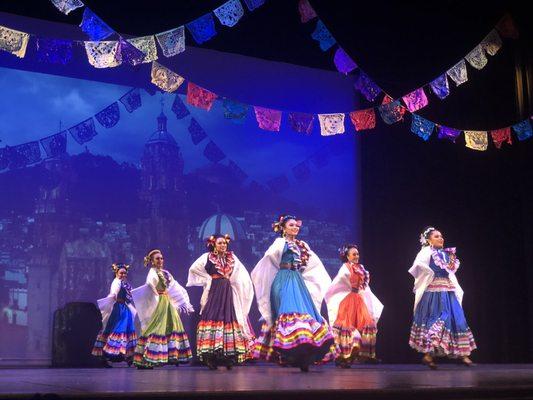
251;215;335;372
409;227;476;369
325;245;383;367
92;263;137;365
187;234;254;370
132;249;194;369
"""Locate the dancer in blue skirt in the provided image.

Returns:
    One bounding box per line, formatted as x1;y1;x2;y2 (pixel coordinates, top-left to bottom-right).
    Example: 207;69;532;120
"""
92;263;137;365
408;227;476;369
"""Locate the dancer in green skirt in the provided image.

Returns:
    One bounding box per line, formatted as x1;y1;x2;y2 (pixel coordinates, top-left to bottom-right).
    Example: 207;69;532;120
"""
132;249;194;369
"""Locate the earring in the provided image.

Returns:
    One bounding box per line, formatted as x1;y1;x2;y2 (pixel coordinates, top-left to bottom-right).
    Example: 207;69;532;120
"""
213;249;219;255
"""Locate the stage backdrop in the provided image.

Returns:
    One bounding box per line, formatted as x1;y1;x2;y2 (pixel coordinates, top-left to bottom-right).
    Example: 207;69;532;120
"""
0;13;361;365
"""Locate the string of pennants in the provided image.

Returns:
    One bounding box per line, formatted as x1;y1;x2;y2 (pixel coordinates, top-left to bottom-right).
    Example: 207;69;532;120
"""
0;86;342;194
1;6;531;151
171;93;346;193
0;0;265;67
297;0;531;150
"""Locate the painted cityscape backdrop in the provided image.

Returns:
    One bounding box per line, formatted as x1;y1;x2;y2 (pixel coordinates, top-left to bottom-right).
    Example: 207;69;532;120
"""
0;67;359;364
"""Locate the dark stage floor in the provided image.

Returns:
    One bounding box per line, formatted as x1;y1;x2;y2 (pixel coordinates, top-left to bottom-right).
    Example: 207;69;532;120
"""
1;364;533;400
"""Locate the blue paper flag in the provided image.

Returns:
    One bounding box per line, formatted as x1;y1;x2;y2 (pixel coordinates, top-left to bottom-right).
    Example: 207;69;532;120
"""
430;74;450;100
512;119;533;141
36;38;73;64
243;0;265;11
186;13;217;44
222;98;249;123
119;88;142;113
189;118;207;145
80;8;114;41
311;20;336;51
411;114;435;141
68;118;97;144
172;95;190;120
95;102;120;128
204;140;226;163
40;131;67;158
10;141;41;168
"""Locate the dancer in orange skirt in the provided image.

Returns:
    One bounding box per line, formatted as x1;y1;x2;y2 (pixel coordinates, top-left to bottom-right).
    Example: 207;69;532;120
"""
325;244;383;367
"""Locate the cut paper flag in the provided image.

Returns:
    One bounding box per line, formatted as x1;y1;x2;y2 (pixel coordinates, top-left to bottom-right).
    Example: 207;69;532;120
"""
120;88;142;113
80;8;114;41
0;25;30;58
214;0;244;27
334;47;357;75
355;72;382;102
118;38;146;66
95;102;120;128
288;112;314;134
50;0;84;15
292;161;312;182
512;119;533;141
222;99;249;123
227;160;248;183
318;113;345;136
430;74;450;100
379;96;406;124
481;30;502;56
156;26;185;58
128;35;158;64
298;0;317;23
36;38;73;64
465;45;487;70
402;87;429;112
69;118;97;144
496;14;519;39
311;20;336;51
85;41;121;68
243;0;265;11
411;114;435;141
40;131;67;158
349;108;376;131
186;13;217;44
254;106;282;131
187;82;218;111
0;147;11;171
464;130;488;151
490;127;512;149
447;59;468;86
151;62;184;93
438;126;461;142
10;141;41;168
189;118;208;145
171;95;190;119
267;175;290;192
203;141;226;163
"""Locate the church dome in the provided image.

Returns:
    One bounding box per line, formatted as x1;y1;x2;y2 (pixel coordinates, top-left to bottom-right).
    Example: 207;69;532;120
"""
199;213;246;241
146;111;177;146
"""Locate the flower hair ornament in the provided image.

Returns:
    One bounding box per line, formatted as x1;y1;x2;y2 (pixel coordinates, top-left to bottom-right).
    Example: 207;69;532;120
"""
112;263;130;273
272;214;302;236
143;249;162;266
206;234;231;251
338;244;358;261
419;227;436;247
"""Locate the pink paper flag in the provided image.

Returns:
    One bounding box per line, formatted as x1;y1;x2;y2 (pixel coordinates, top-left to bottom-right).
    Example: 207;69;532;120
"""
254;106;282;131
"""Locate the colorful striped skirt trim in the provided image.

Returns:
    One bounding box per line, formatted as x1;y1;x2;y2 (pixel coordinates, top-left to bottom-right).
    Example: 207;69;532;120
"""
409;319;477;357
196;320;248;363
253;312;336;364
92;331;137;359
133;331;192;366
